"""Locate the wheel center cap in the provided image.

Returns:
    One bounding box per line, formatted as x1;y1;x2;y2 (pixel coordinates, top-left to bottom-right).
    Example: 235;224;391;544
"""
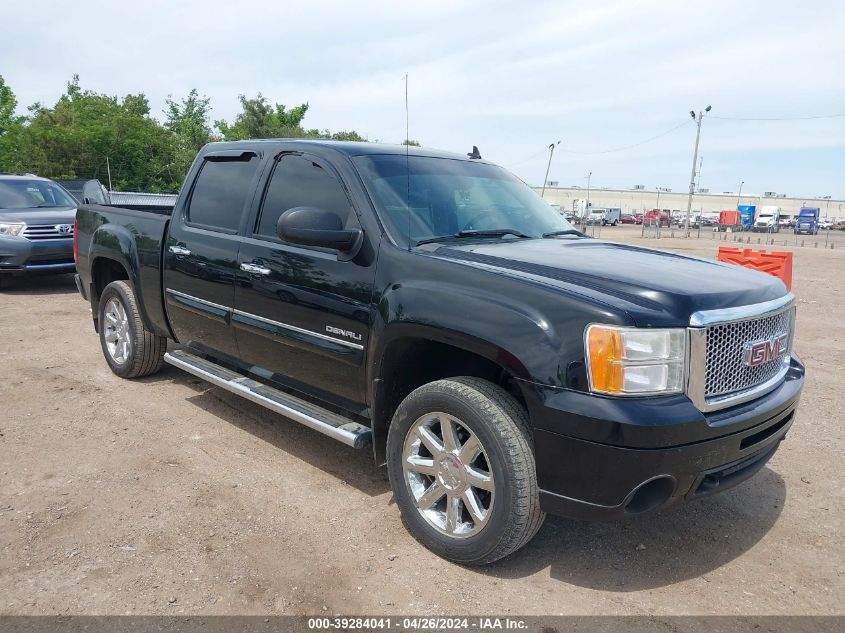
437;453;465;491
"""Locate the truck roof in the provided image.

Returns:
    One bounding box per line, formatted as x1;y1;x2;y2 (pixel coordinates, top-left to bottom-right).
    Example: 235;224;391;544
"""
199;139;481;163
0;173;52;181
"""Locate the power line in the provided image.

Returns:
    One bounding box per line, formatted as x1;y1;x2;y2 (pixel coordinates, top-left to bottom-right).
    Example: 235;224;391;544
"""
560;119;693;155
507;118;693;166
711;113;845;121
507;147;554;168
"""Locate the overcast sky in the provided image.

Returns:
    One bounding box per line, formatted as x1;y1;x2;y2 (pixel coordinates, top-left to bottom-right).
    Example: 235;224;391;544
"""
3;0;844;198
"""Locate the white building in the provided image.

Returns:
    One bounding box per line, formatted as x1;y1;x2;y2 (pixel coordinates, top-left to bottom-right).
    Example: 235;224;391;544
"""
535;186;843;222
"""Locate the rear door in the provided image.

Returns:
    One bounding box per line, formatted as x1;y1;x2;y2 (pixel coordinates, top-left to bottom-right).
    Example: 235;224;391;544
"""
164;149;264;359
232;152;375;410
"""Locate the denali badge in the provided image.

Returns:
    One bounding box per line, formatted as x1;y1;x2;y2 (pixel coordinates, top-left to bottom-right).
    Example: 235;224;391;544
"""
326;325;362;341
742;332;789;367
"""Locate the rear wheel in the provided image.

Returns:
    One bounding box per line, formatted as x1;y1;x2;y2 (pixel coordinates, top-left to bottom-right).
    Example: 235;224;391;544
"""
98;280;166;378
387;377;545;565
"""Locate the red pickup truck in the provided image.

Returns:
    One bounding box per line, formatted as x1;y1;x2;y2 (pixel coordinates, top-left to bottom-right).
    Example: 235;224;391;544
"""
644;209;671;227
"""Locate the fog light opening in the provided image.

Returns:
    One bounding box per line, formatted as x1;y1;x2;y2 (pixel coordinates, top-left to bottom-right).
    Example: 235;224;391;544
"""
625;476;675;514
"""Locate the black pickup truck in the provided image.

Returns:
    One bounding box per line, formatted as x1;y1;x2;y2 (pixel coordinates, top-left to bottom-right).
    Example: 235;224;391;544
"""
74;140;804;564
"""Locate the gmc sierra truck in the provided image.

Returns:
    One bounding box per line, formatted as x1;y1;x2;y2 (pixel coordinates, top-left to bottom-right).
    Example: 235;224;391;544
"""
74;140;804;564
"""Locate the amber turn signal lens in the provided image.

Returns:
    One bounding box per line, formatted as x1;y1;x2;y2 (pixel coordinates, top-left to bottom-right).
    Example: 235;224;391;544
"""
587;326;624;393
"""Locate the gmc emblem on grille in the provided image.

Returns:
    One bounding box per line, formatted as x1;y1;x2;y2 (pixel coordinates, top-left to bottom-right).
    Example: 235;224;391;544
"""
742;332;789;367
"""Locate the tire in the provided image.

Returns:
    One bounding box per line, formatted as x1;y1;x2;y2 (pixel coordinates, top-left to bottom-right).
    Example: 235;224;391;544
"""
98;280;167;378
387;377;545;565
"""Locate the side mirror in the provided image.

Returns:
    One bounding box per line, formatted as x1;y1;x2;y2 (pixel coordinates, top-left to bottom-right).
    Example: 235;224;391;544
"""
277;207;363;259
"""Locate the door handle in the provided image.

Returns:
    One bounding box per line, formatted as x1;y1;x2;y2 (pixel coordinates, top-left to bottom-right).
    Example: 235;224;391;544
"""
169;244;191;256
240;262;271;276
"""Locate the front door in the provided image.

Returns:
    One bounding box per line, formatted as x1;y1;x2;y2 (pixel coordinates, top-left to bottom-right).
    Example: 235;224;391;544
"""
233;152;375;410
164;150;263;359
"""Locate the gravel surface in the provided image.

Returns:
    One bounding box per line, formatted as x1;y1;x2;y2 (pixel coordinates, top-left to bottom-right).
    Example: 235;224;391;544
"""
0;226;842;615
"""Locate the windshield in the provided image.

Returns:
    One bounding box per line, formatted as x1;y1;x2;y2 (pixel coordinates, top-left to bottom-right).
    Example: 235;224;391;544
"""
353;155;576;245
0;179;77;209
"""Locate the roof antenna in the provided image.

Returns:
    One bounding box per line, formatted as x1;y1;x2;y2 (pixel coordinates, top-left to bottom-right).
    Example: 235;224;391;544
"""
405;74;411;251
467;146;482;159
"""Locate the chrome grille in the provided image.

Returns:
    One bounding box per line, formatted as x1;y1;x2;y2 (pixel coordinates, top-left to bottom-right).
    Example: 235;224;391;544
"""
22;224;74;240
704;307;794;398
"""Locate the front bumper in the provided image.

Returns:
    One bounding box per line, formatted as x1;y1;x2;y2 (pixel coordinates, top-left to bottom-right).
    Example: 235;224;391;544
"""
0;237;75;276
525;355;804;520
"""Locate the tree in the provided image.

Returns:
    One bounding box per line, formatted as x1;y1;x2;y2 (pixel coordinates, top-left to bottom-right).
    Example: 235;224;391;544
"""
215;93;310;140
12;75;179;191
2;79;370;191
328;130;366;142
0;75;25;172
215;93;366;142
402;138;421;146
0;75;20;135
165;89;214;179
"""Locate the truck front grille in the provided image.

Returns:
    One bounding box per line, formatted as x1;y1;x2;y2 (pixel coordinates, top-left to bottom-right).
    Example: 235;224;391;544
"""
22;224;74;240
704;306;794;398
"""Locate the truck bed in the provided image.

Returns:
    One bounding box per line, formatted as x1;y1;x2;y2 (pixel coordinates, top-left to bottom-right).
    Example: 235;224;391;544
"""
75;203;174;338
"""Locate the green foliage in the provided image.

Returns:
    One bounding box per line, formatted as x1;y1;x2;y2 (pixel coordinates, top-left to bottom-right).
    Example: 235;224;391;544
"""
0;76;25;172
215;93;310;140
0;77;369;192
165;89;214;179
328;130;366;142
402;138;421;146
0;75;21;135
214;94;367;143
4;75;177;191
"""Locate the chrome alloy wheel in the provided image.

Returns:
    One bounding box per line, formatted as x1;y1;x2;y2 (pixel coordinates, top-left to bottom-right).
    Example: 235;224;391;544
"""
103;297;131;364
402;412;495;538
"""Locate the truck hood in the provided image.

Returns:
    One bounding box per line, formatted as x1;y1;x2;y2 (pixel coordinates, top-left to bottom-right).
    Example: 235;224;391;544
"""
0;206;77;225
429;238;787;326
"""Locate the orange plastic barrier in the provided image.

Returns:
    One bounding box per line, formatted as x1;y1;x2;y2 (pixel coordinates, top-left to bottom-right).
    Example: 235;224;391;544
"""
717;247;793;290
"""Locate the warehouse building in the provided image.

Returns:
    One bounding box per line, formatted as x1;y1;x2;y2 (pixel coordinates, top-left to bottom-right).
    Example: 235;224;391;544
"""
536;185;843;222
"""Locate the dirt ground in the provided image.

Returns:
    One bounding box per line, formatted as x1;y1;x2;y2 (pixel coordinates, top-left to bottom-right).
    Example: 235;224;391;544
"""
0;226;842;616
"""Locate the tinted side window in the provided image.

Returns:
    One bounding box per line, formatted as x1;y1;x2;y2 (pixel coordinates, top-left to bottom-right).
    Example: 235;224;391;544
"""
188;157;259;231
256;155;355;238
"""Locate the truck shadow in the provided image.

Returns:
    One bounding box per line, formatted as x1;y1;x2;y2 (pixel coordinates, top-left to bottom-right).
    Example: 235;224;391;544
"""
140;364;391;498
1;274;77;295
485;469;786;591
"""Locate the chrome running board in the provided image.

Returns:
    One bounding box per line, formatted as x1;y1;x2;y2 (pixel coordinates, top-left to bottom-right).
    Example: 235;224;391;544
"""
164;349;372;449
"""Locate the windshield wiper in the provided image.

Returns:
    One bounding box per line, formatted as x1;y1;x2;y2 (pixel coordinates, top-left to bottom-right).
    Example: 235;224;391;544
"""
455;229;532;239
415;228;533;246
542;229;585;238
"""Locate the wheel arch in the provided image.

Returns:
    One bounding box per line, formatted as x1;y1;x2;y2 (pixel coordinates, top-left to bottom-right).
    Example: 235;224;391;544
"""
369;327;530;465
88;223;171;338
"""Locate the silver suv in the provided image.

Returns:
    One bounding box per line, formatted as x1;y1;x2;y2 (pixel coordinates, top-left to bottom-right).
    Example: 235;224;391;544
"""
0;174;77;288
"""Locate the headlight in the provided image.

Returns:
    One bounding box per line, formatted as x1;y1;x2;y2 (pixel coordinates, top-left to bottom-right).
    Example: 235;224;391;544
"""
585;325;686;395
0;222;26;237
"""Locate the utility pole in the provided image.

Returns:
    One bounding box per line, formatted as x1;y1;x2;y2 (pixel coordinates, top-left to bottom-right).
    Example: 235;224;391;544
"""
823;195;831;219
586;171;592;217
541;140;561;198
736;180;744;208
684;106;711;236
106;156;113;192
696;155;704;191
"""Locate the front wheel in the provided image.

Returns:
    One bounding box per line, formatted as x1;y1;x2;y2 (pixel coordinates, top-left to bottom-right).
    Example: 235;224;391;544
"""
98;280;167;378
387;377;545;565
